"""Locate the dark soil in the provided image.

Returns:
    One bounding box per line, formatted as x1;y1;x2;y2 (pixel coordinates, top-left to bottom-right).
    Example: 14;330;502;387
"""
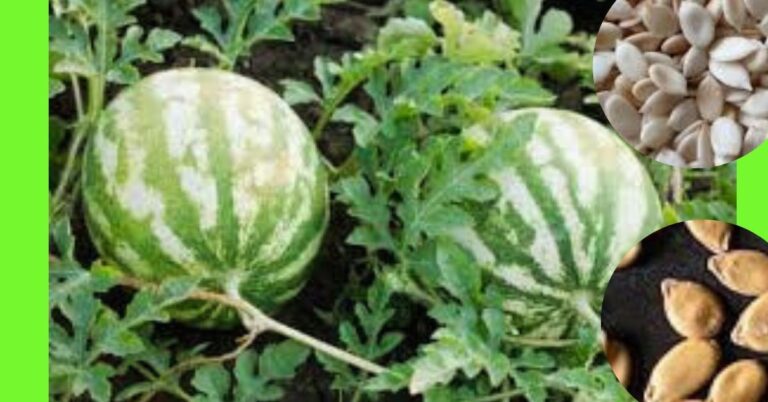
51;1;610;401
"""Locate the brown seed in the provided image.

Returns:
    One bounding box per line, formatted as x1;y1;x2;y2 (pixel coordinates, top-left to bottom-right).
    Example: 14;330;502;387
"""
645;339;720;402
596;22;621;51
605;94;642;140
708;250;768;296
645;51;676;67
707;360;768;402
661;34;692;55
683;47;709;78
669;99;701;131
661;279;724;338
685;220;731;253
675;129;700;161
617;244;641;269
632;78;658;102
642;4;679;37
607;0;636;21
642;90;683;115
625;31;664;52
732;293;768;352
696;123;715;167
697;74;725;121
604;336;632;387
641;118;675;148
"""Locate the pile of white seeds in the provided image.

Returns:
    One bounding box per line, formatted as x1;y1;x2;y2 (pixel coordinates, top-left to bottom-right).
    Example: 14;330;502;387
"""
594;0;768;167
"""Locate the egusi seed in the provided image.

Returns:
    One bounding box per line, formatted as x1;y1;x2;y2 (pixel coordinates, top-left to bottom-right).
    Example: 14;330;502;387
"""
732;293;768;353
596;0;768;167
645;339;720;402
602;335;632;387
661;279;724;338
708;250;768;296
707;360;767;402
617;244;641;269
685;220;731;254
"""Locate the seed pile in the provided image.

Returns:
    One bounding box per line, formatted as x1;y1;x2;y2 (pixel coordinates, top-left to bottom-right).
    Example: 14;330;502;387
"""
595;0;768;167
603;220;768;402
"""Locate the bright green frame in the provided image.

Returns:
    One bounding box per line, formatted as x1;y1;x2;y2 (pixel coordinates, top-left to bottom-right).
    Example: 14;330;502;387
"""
2;1;48;400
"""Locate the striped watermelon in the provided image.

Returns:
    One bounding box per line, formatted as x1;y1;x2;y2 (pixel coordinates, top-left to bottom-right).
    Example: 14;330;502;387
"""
82;69;328;328
458;108;662;337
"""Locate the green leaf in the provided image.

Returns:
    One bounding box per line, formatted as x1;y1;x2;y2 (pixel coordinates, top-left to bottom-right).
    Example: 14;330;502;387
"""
430;0;519;64
50;78;66;98
192;364;231;401
512;371;548;402
182;35;230;65
332;104;379;147
334;176;395;251
535;9;573;47
283;0;322;20
377;17;437;58
106;63;140;85
71;363;115;402
435;239;481;302
51;217;75;261
191;5;225;47
146;28;182;51
409;343;465;394
365;363;413;392
280;79;321;105
258;340;310;380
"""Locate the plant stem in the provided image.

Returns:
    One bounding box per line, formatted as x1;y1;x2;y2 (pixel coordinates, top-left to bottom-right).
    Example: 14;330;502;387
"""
118;276;387;375
168;328;259;375
350;387;364;402
504;336;578;348
223;283;385;374
51;122;89;214
671;167;684;204
311;73;373;140
70;74;85;120
571;291;601;329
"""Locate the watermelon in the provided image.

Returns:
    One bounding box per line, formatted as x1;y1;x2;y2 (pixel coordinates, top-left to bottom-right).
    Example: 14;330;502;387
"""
458;108;662;337
82;68;328;328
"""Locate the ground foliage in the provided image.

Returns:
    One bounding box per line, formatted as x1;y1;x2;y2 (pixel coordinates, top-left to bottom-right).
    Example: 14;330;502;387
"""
49;0;736;401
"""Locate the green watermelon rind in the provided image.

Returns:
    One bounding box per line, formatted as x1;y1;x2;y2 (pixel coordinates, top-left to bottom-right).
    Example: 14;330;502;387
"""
82;68;329;328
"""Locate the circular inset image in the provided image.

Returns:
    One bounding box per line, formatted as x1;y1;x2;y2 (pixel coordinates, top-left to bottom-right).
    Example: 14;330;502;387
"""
601;220;768;401
594;0;768;168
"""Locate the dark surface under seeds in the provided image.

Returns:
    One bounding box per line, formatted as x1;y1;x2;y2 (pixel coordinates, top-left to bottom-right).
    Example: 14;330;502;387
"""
601;222;768;400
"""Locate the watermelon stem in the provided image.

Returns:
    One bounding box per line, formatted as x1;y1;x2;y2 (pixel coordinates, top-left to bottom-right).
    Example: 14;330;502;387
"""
503;336;578;348
570;291;601;329
119;275;387;375
223;280;387;375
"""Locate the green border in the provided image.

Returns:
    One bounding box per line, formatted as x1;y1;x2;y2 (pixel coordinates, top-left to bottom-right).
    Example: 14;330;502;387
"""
738;141;768;239
1;1;48;399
